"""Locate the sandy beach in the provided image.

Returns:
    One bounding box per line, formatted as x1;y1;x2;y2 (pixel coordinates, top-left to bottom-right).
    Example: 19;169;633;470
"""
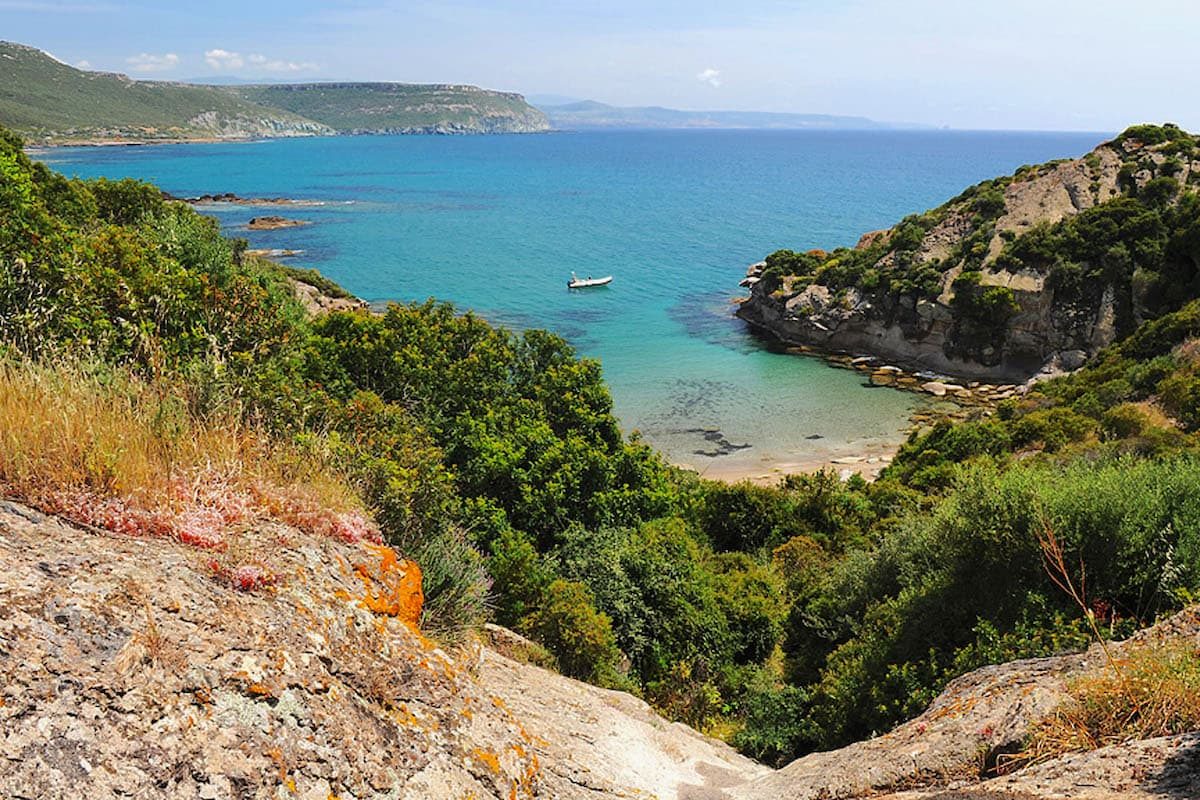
676;435;907;485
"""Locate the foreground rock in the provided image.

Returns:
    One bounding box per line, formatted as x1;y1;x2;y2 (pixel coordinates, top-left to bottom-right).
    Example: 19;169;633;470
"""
0;501;541;799
478;643;769;798
881;733;1200;800
0;500;756;799
1;496;1196;799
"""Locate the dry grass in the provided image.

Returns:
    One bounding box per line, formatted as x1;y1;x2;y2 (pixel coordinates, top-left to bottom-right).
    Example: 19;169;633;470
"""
0;358;380;577
1006;515;1199;771
1016;642;1200;766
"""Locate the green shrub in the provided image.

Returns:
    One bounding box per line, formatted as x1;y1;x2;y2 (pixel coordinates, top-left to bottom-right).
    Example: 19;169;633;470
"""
730;680;814;766
524;579;627;687
1100;403;1150;439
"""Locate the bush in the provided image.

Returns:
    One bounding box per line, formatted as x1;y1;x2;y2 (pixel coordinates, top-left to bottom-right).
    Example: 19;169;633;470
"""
1141;176;1180;207
524;579;626;687
730;680;814;766
790;455;1200;748
1100;403;1150;439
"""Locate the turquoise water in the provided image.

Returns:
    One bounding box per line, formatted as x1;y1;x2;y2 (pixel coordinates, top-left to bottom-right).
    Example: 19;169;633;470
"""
38;130;1105;477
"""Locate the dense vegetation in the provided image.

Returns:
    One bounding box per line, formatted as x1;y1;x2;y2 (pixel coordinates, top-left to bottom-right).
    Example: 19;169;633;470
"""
0;41;547;143
4;122;1200;768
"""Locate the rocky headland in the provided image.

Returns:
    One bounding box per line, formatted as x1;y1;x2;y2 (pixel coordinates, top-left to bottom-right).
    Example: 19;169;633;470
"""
737;126;1200;384
0;41;549;145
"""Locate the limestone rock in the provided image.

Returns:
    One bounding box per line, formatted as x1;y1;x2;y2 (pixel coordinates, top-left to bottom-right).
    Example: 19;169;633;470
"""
289;278;369;315
735;135;1164;384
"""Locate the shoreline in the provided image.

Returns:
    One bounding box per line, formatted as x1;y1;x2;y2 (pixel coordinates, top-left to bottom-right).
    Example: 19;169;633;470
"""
24;136;272;151
680;437;904;485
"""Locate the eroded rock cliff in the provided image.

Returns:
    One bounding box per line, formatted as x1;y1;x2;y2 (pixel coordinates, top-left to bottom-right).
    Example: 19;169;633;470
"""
738;125;1200;382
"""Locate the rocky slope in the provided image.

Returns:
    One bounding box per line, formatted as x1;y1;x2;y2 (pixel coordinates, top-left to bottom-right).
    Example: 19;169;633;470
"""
738;125;1200;382
0;499;756;799
0;41;548;143
2;495;1197;799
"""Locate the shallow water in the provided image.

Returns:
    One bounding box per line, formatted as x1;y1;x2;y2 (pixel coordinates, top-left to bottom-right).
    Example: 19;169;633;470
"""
38;129;1105;475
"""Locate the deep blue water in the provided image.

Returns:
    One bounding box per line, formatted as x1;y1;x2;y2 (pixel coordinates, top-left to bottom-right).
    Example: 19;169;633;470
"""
37;129;1106;477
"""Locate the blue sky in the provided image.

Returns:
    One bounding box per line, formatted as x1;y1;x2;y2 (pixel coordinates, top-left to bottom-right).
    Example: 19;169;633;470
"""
5;0;1198;130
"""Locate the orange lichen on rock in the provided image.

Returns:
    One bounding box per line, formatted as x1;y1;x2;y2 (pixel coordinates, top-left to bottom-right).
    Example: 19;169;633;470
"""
352;544;423;627
471;748;503;775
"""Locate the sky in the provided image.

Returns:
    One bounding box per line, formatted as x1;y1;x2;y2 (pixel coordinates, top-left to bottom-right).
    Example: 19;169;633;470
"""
4;0;1200;131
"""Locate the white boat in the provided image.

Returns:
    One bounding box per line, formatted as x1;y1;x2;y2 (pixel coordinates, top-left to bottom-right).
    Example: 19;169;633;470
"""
567;272;613;289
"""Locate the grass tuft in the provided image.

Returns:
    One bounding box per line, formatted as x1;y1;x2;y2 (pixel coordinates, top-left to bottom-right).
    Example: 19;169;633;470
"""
0;358;379;581
1013;642;1200;769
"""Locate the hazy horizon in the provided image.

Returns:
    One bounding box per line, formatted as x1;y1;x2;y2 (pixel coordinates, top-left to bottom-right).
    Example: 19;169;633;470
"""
4;0;1198;132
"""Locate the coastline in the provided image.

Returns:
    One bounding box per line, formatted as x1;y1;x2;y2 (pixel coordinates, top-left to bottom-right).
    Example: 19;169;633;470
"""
21;127;556;152
682;437;903;485
23;136;275;151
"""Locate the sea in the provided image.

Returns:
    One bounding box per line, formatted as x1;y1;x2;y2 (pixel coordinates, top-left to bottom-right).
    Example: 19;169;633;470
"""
37;129;1106;479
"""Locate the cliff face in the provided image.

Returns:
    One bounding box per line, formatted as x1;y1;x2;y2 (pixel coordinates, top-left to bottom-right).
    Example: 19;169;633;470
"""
738;127;1200;382
3;496;1197;799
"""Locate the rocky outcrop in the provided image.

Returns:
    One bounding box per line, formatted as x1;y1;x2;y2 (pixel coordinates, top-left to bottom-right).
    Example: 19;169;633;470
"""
1;497;1197;799
289;278;369;314
0;499;753;799
738;129;1200;382
178;193;323;206
247;215;310;230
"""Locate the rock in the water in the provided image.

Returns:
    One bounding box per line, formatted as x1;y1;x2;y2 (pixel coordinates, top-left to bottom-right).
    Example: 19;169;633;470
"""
247;215;311;230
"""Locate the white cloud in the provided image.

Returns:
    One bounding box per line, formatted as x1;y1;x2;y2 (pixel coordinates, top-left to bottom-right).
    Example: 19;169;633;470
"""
247;53;319;73
75;59;92;69
205;48;317;73
204;48;244;71
125;52;179;73
697;67;721;88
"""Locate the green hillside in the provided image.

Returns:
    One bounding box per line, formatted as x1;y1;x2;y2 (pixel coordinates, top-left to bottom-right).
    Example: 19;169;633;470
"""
0;41;327;143
234;82;550;134
0;41;549;143
7;118;1200;767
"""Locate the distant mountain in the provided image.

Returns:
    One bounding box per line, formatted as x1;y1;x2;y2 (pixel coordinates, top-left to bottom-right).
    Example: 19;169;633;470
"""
524;93;586;107
0;41;549;144
535;99;922;131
